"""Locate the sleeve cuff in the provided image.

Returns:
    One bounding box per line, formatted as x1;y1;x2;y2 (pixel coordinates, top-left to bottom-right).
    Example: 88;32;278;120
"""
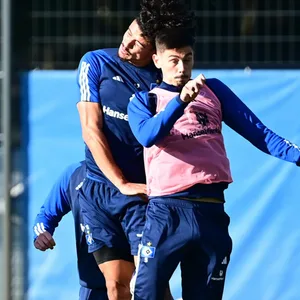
174;95;189;107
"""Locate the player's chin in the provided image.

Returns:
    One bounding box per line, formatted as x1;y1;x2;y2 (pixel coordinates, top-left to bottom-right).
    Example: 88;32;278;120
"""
118;49;124;59
176;78;189;86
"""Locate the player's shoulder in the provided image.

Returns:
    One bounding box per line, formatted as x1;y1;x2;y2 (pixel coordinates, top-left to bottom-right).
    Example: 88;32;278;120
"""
68;161;86;190
60;161;84;184
80;48;118;65
100;48;119;57
205;78;226;89
57;161;86;194
206;78;222;85
71;161;86;180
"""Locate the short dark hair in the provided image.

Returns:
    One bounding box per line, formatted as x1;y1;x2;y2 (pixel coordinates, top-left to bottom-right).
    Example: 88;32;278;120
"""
136;0;195;47
155;27;195;51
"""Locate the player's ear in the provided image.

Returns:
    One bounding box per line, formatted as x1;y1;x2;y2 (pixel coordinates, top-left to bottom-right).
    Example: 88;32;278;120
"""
152;53;161;69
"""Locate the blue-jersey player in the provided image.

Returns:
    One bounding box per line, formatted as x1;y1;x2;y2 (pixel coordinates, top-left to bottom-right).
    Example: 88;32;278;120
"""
33;161;112;300
75;1;194;298
76;21;157;300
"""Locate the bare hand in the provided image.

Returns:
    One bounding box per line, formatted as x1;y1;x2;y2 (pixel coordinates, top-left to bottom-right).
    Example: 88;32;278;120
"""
118;182;147;196
180;74;206;103
34;231;56;251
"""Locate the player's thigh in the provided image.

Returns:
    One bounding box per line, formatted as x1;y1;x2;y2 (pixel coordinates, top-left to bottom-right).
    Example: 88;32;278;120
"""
133;250;179;300
199;203;232;275
120;195;147;256
93;247;135;295
79;179;130;252
180;245;212;300
133;201;182;300
99;259;135;288
185;203;232;300
193;202;232;260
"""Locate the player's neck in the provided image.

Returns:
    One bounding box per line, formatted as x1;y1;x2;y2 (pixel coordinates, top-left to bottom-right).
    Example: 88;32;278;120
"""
163;79;185;89
160;81;183;92
128;57;153;68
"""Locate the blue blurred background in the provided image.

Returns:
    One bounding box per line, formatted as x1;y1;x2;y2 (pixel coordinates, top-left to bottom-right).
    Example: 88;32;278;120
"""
25;70;300;300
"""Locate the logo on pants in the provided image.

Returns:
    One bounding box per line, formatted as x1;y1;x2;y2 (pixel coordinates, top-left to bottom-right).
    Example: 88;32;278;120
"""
140;245;156;258
84;224;94;245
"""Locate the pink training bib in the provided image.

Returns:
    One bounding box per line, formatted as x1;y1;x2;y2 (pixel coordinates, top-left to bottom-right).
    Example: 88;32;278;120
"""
144;85;233;197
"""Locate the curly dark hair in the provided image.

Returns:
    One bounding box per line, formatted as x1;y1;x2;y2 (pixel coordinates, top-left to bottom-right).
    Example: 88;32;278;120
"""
136;0;195;46
155;27;195;51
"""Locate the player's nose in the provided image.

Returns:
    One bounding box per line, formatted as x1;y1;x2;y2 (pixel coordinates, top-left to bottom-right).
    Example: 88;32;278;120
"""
177;60;185;72
123;38;135;50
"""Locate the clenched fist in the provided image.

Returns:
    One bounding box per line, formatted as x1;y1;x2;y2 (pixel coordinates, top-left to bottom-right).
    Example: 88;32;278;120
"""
34;231;56;251
180;74;206;103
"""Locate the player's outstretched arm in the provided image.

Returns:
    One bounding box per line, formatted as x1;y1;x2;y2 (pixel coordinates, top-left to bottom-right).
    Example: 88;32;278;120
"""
207;78;300;164
33;163;80;251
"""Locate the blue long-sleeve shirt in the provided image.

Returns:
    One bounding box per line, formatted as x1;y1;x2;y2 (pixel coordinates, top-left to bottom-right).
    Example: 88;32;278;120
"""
76;49;161;185
128;79;300;164
33;161;106;290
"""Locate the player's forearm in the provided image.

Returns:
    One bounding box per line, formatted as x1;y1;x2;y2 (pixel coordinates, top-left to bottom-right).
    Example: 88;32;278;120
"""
258;129;300;163
128;95;186;147
83;129;128;188
33;217;55;239
226;107;300;163
35;204;66;232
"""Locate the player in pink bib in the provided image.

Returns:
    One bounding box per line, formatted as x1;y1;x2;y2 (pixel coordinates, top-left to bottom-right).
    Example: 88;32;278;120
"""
128;27;300;300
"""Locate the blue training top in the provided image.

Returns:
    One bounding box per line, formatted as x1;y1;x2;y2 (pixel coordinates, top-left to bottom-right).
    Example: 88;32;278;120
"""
77;48;161;185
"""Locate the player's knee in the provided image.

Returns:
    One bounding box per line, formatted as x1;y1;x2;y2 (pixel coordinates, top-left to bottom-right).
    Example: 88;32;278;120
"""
105;279;131;300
